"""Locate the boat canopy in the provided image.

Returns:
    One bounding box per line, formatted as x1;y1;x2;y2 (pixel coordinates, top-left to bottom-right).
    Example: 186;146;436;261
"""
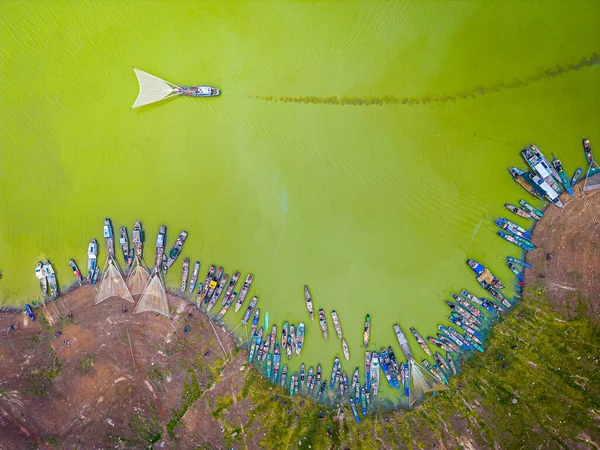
131;68;181;109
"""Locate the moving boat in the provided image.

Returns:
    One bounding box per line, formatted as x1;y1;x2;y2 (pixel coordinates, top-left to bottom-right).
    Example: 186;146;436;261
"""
69;259;82;285
25;304;35;322
198;265;215;304
165;231;188;272
204;267;223;304
506;262;525;286
583;138;594;164
521;144;561;188
132;220;143;258
505;203;535;219
119;227;133;267
349;398;361;424
296;322;305;356
91;266;100;285
87;239;98;281
571;167;582;187
342;338;350;361
188;261;200;294
223;271;240;305
393;324;413;361
370;353;380;396
154;226;167;273
43;260;58;299
363;314;371;347
410;327;432;356
331;310;343;338
519;199;544;218
318;309;328;339
497;230;533;251
234;274;254;312
241;297;258;325
207;273;229;312
330;356;340;389
35;262;48;297
104;218;115;258
304;285;314;320
553;158;575;196
506;256;531;268
180;258;190;292
131;68;221;109
216;292;237;320
493;217;532;240
508;167;544;199
273;344;281;382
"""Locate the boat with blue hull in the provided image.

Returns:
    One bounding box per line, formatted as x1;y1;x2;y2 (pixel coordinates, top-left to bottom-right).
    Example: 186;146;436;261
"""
519;200;544;218
553;158;574;196
571;167;582;186
506;256;531;268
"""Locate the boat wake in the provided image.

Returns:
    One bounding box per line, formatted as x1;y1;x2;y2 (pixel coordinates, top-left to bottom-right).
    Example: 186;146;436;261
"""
253;53;599;107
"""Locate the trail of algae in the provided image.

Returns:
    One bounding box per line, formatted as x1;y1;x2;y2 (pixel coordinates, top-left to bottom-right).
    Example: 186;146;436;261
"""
200;283;600;449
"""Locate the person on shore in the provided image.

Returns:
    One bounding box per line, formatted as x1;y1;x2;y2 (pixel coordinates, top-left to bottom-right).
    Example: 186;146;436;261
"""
122;307;127;313
7;325;14;332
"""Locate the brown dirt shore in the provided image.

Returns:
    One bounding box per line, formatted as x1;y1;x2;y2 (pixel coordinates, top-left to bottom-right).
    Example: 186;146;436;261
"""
524;185;600;324
0;286;257;449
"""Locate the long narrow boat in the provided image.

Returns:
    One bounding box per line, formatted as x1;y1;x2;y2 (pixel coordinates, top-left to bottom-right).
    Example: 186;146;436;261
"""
370;353;380;396
317;380;326;400
402;362;410;397
380;349;395;388
216;292;237;320
318;309;328;339
527;172;564;208
241;296;258;325
35;262;48;297
300;364;306;387
434;352;450;374
508;167;544;199
393;324;413;361
449;313;482;335
306;367;314;391
505;203;535;219
553;159;575;196
132;220;143;258
251;314;262;341
315;364;322;390
583;138;594;165
264;311;269;332
485;284;512;308
437;334;463;353
280;365;288;387
506;231;536;249
461;289;500;313
388;347;402;388
248;333;258;363
303;285;314;320
154;226;167;273
497;230;533;251
329;356;340;390
87;239;98;281
451;325;483;346
273;344;281;382
506;262;525;287
409;327;432;356
296;322;305;356
361;386;367;415
506;256;531;268
286;332;292;360
365;352;371;391
266;354;272;378
119;227;132;267
104;218;115;258
188;261;200;294
223;271;240;305
165;231;188;273
349;398;361;424
342;338;350;361
331;310;343;339
281;322;288;350
91;266;100;285
522;144;561;188
446;301;482;325
571;167;583;187
207;273;229;312
234;274;254;312
518;199;544;218
351;368;359;389
43;260;58;299
289;324;297;355
180;258;190;292
197;265;216;304
493;217;532;240
451;293;483;317
426;336;455;353
269;325;277;353
69;259;82;285
422;359;448;384
363;315;371;347
204;267;223;304
438;327;469;351
309;367;317;394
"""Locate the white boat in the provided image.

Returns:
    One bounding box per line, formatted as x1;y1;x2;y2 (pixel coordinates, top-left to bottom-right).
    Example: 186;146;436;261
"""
529;172;564;208
87;239;98;281
370;353;380;397
131;68;220;109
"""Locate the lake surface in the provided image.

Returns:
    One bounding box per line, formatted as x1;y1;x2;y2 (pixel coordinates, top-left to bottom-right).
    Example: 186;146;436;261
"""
1;1;599;402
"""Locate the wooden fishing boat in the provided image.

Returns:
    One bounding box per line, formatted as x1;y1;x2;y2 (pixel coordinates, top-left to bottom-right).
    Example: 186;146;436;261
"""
204;267;223;304
434;352;450;374
447;353;457;375
379;348;395;389
180;258;189;292
68;258;82;285
234;274;254;312
303;285;314;320
349;398;361;424
426;336;454;353
438;328;468;351
583;138;594;164
216;292;236;320
280;364;288;387
340;372;347;397
119;226;133;267
505;203;534;219
451;293;483;317
360;386;367;416
241;296;258;325
508;167;544;199
266;353;272;378
553;158;575;196
466;259;505;289
299;363;306;387
197;265;215;304
306;366;314;390
273;344;281;382
154;226;166;273
449;314;482;336
506;262;525;287
309;366;318;394
497;230;533;251
223;271;240;305
87;239;98;281
281;322;288;350
355;383;361;404
342;338;350;361
35;262;48;296
461;289;500;313
207;273;229;312
506;256;531;268
446;301;482;326
365;352;372;391
91;266;100;285
132;220;143;258
422;359;448;384
388;347;402;388
188;261;200;294
351;368;359;389
104;218;115;258
290;373;296;396
493;217;532;240
393;324;414;361
315;364;322;388
519;199;544;218
363;314;371;347
165;231;187;273
295;372;300;395
269;325;277;353
296;322;305;356
317;380;326;400
436;334;462;353
370;353;380;396
329;356;340;390
409;327;431;356
318;308;328;339
331;310;343;339
43;260;58;299
250;308;260;335
289;324;296;355
248;333;258;363
571;167;582;186
485;284;512;308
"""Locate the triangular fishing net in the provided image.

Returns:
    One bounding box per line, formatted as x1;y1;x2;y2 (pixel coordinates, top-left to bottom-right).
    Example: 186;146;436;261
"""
134;274;169;317
409;360;448;406
583;161;600;191
95;258;134;304
126;257;150;297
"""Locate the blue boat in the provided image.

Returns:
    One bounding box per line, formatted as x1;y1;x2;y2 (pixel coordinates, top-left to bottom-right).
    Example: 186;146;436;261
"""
403;363;410;397
506;262;525;286
349;398;361;424
25;304;35;322
571;167;582;187
329;356;340;390
506;256;531;268
365;352;371;391
466;259;505;289
552;158;575;196
449;316;484;340
493;217;532;240
379;350;395;388
497;230;533;251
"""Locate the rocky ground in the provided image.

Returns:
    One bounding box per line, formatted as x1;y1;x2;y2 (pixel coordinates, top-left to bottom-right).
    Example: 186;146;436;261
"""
0;188;599;449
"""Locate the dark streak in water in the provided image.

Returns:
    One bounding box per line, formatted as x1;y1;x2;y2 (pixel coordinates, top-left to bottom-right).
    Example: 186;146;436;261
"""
254;53;600;106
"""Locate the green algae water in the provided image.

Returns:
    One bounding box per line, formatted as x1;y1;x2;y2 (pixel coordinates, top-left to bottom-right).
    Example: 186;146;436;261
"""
1;1;599;403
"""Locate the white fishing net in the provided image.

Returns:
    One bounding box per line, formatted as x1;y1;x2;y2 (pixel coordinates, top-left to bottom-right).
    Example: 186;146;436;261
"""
95;258;134;305
126;257;150;296
409;360;448;406
583;161;600;191
134;274;169;317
